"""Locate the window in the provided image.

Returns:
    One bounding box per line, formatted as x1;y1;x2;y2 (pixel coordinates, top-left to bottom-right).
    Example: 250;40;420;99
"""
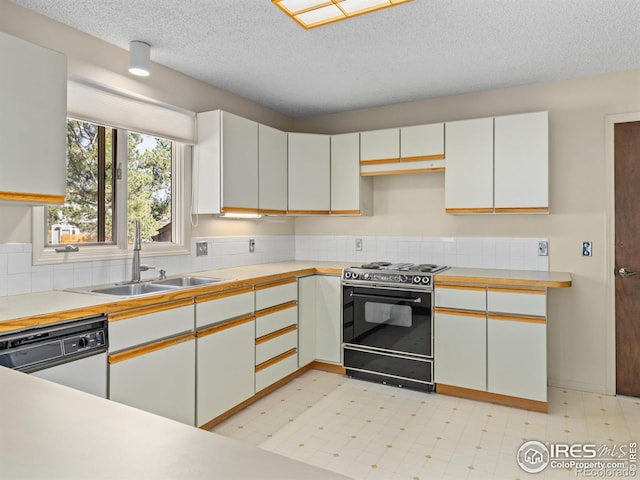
33;118;190;264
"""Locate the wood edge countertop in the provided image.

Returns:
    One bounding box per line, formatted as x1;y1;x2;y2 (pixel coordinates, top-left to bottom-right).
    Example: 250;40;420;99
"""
0;262;571;333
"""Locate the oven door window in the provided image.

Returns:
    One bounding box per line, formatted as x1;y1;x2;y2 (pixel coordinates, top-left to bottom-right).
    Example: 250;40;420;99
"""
344;286;432;357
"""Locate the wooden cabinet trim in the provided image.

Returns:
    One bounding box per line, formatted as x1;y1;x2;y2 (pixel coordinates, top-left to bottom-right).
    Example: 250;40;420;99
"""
488;286;546;295
196;314;254;338
360;158;401;165
256;324;297;345
362;167;444;177
254;277;297;290
255;348;297;372
196;286;254;303
446;207;494;214
108;298;193;322
331;209;361;215
257;208;287;215
488;313;546;324
0;191;65;204
495;207;549;213
437;383;547;413
108;333;194;364
435;307;486;318
287;209;331;215
221;206;259;214
436;274;571;289
255;300;297;318
401;154;445;162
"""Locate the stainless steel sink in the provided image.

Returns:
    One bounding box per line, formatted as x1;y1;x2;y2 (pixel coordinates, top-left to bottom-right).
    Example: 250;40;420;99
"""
151;276;225;287
89;283;177;297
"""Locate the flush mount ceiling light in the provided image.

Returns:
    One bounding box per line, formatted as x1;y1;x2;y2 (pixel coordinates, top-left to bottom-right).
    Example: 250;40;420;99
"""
273;0;413;29
128;40;151;76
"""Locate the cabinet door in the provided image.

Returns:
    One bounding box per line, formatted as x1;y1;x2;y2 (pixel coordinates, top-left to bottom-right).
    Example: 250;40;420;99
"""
331;132;370;215
494;111;548;213
444;117;494;213
315;275;342;364
400;123;445;173
196;316;255;426
258;124;287;215
297;276;317;367
109;337;196;425
360;128;399;161
221;111;258;213
487;317;547;401
288;133;330;214
434;309;486;391
0;32;66;204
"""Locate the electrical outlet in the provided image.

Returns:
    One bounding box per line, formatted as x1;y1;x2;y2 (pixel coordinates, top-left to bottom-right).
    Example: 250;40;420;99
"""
196;241;208;257
249;239;255;253
355;238;363;251
538;241;548;257
582;241;592;257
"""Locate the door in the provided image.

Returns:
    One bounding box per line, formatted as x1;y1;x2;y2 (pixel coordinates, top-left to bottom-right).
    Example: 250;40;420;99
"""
614;121;640;397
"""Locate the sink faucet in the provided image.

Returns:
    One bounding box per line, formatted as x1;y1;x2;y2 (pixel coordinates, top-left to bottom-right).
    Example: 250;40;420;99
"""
131;220;154;283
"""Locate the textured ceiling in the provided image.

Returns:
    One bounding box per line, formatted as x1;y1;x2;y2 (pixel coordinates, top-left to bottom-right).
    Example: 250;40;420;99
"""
9;0;640;117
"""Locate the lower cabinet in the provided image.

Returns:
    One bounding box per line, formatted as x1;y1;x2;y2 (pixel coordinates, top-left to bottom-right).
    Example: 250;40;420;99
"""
108;300;196;425
196;315;255;426
434;309;486;391
109;335;196;425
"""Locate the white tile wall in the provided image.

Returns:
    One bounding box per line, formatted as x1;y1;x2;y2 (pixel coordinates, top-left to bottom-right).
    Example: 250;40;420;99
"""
294;235;549;271
0;235;548;297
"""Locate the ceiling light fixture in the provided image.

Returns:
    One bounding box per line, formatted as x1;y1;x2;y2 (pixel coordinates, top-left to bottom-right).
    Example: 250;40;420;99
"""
128;40;151;76
273;0;412;29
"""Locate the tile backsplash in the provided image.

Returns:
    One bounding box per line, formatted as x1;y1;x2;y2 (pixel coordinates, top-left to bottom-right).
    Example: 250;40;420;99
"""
0;235;547;296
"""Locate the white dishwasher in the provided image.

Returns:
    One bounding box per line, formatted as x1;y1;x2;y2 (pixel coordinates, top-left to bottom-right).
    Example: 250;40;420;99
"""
0;315;108;397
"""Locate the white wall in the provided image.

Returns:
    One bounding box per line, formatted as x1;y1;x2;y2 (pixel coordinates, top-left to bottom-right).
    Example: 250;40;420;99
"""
293;70;640;394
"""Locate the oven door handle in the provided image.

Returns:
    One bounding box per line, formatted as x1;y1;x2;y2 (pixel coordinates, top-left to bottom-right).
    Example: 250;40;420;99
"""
349;292;422;304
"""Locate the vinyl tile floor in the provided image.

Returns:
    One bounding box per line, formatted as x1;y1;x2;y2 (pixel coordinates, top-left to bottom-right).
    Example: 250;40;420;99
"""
211;371;640;480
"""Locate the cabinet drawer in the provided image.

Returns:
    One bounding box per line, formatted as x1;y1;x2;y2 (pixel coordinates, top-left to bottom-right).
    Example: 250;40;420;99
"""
255;352;298;392
108;301;194;352
255;279;297;311
487;287;546;317
195;288;254;328
435;284;486;311
256;328;297;365
255;303;297;337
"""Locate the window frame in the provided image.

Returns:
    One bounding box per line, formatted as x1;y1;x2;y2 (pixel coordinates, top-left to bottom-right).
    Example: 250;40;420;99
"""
32;128;191;265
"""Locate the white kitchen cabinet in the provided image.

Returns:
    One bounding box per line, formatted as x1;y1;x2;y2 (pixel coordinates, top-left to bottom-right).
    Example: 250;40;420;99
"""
254;278;299;391
487;316;547;401
0;32;66;204
196;315;255;426
108;301;196;425
444;117;495;213
445;111;549;214
195;287;254;329
330;132;372;215
298;275;342;366
258;124;288;215
434;309;487;391
360;124;445;176
193;110;258;214
287;133;330;214
494;111;548;212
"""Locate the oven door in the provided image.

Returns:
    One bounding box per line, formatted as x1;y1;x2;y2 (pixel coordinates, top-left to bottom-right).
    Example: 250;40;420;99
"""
343;285;432;358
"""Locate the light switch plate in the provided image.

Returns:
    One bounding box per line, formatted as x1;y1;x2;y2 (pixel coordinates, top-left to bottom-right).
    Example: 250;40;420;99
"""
582;241;592;257
196;241;208;256
355;238;363;251
249;239;255;253
538;241;548;256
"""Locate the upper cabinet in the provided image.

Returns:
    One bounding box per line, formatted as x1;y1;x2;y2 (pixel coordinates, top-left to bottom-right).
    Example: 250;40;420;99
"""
445;111;549;214
494;111;548;213
258;124;288;215
360;123;444;176
330;132;372;216
193;110;258;215
0;32;67;204
288;133;330;214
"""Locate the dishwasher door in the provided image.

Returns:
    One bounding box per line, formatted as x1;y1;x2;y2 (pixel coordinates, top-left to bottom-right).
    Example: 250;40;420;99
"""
31;352;107;398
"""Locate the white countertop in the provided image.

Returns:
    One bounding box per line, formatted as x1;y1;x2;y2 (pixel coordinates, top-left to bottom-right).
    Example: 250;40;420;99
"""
0;367;350;480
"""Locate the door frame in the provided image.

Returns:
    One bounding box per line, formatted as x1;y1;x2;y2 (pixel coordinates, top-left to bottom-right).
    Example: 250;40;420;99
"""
604;111;640;395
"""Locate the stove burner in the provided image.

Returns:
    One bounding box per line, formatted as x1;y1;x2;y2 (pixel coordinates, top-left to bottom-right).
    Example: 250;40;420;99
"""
416;264;441;273
358;261;391;269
